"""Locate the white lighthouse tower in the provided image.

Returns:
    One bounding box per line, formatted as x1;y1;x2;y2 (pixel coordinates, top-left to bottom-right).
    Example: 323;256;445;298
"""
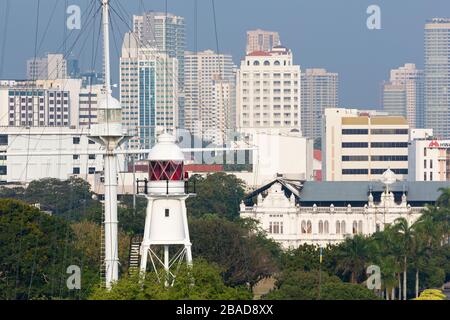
139;132;193;285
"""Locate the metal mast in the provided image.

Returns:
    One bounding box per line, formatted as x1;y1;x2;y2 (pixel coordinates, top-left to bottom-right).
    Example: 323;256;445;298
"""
90;0;128;289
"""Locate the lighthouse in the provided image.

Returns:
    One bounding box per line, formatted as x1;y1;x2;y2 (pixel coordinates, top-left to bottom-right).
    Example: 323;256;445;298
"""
139;132;194;285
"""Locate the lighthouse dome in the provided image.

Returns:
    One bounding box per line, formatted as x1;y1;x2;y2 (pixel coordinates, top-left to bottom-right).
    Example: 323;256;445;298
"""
148;133;184;161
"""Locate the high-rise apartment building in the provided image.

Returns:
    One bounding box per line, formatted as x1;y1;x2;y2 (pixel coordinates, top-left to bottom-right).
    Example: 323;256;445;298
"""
322;108;409;181
184;50;236;144
120;33;178;149
0;79;99;128
133;12;186;128
27;53;67;80
301;68;338;140
246;29;281;54
382;63;423;128
424;18;450;139
236;46;301;132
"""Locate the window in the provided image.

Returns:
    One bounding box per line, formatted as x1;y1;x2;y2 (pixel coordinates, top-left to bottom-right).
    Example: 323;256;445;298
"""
342;155;368;161
342;142;368;148
0;135;8;146
324;221;329;234
301;221;307;234
424;159;427;169
88;140;95;145
263;60;270;66
342;169;368;175
319;220;324;234
0;165;6;175
371;155;408;161
73;167;80;174
269;221;283;234
371;142;408;148
88;154;96;160
306;221;312;234
430;172;433;181
371;168;408;175
342;129;368;135
73;137;80;144
358;221;363;234
353;221;358;234
430;160;433;169
253;61;260;66
371;129;408;135
424;148;427;156
341;221;346;234
165;209;170;217
73;155;79;160
88;167;96;174
336;221;341;234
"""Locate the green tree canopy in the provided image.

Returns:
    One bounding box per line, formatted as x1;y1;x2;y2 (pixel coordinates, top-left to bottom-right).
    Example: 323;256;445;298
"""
186;173;246;220
89;259;252;300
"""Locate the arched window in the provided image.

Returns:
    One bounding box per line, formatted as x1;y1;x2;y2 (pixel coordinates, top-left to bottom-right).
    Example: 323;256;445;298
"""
352;221;358;235
336;221;341;234
307;220;312;234
301;221;306;234
263;60;270;66
253;60;260;66
318;220;323;234
324;221;329;234
358;221;363;234
274;60;280;66
341;221;346;234
376;223;381;232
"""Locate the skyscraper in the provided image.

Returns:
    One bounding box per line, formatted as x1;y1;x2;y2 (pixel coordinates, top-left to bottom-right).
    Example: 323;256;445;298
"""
301;69;338;140
27;53;67;80
184;50;236;144
246;29;281;54
382;63;423;128
120;32;178;149
236;46;301;132
133;12;186;128
424;18;450;139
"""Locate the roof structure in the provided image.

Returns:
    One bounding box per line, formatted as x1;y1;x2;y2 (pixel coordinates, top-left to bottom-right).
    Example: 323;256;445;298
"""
244;179;450;207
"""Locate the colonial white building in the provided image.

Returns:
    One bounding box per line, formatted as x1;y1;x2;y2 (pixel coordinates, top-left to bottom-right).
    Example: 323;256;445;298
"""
240;171;449;248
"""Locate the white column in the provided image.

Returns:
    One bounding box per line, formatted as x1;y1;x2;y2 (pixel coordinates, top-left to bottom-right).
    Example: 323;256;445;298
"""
104;151;119;289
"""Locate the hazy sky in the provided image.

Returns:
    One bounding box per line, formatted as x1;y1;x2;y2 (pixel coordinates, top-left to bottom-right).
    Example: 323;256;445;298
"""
0;0;449;108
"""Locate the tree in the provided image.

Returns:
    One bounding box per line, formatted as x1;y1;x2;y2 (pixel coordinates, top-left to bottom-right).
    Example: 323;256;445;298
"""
392;217;416;300
0;199;87;299
334;235;371;284
89;259;252;300
264;270;379;300
189;215;278;288
186;173;246;220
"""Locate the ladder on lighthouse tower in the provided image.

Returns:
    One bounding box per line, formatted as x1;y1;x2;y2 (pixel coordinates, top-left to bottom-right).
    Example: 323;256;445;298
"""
99;200;106;287
128;234;143;275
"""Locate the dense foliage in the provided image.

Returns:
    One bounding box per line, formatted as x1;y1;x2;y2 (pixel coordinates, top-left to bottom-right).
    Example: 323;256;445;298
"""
90;259;252;300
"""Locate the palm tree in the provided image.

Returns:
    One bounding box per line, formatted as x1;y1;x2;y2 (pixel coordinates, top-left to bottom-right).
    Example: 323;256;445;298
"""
334;235;371;284
370;226;403;299
436;187;450;208
392;217;416;300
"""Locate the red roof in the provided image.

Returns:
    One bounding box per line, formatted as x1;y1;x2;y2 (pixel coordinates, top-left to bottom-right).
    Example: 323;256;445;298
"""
247;51;271;56
314;149;322;161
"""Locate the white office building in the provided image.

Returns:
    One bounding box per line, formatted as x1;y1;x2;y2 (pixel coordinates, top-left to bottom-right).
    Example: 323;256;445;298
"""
0;127;105;183
184;50;236;144
408;129;450;181
236;46;301;132
322;108;409;181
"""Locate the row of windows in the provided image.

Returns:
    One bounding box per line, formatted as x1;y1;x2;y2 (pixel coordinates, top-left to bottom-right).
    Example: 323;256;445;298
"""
342;155;408;161
73;167;96;175
342;142;408;148
342;169;408;175
341;129;408;135
298;220;363;235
